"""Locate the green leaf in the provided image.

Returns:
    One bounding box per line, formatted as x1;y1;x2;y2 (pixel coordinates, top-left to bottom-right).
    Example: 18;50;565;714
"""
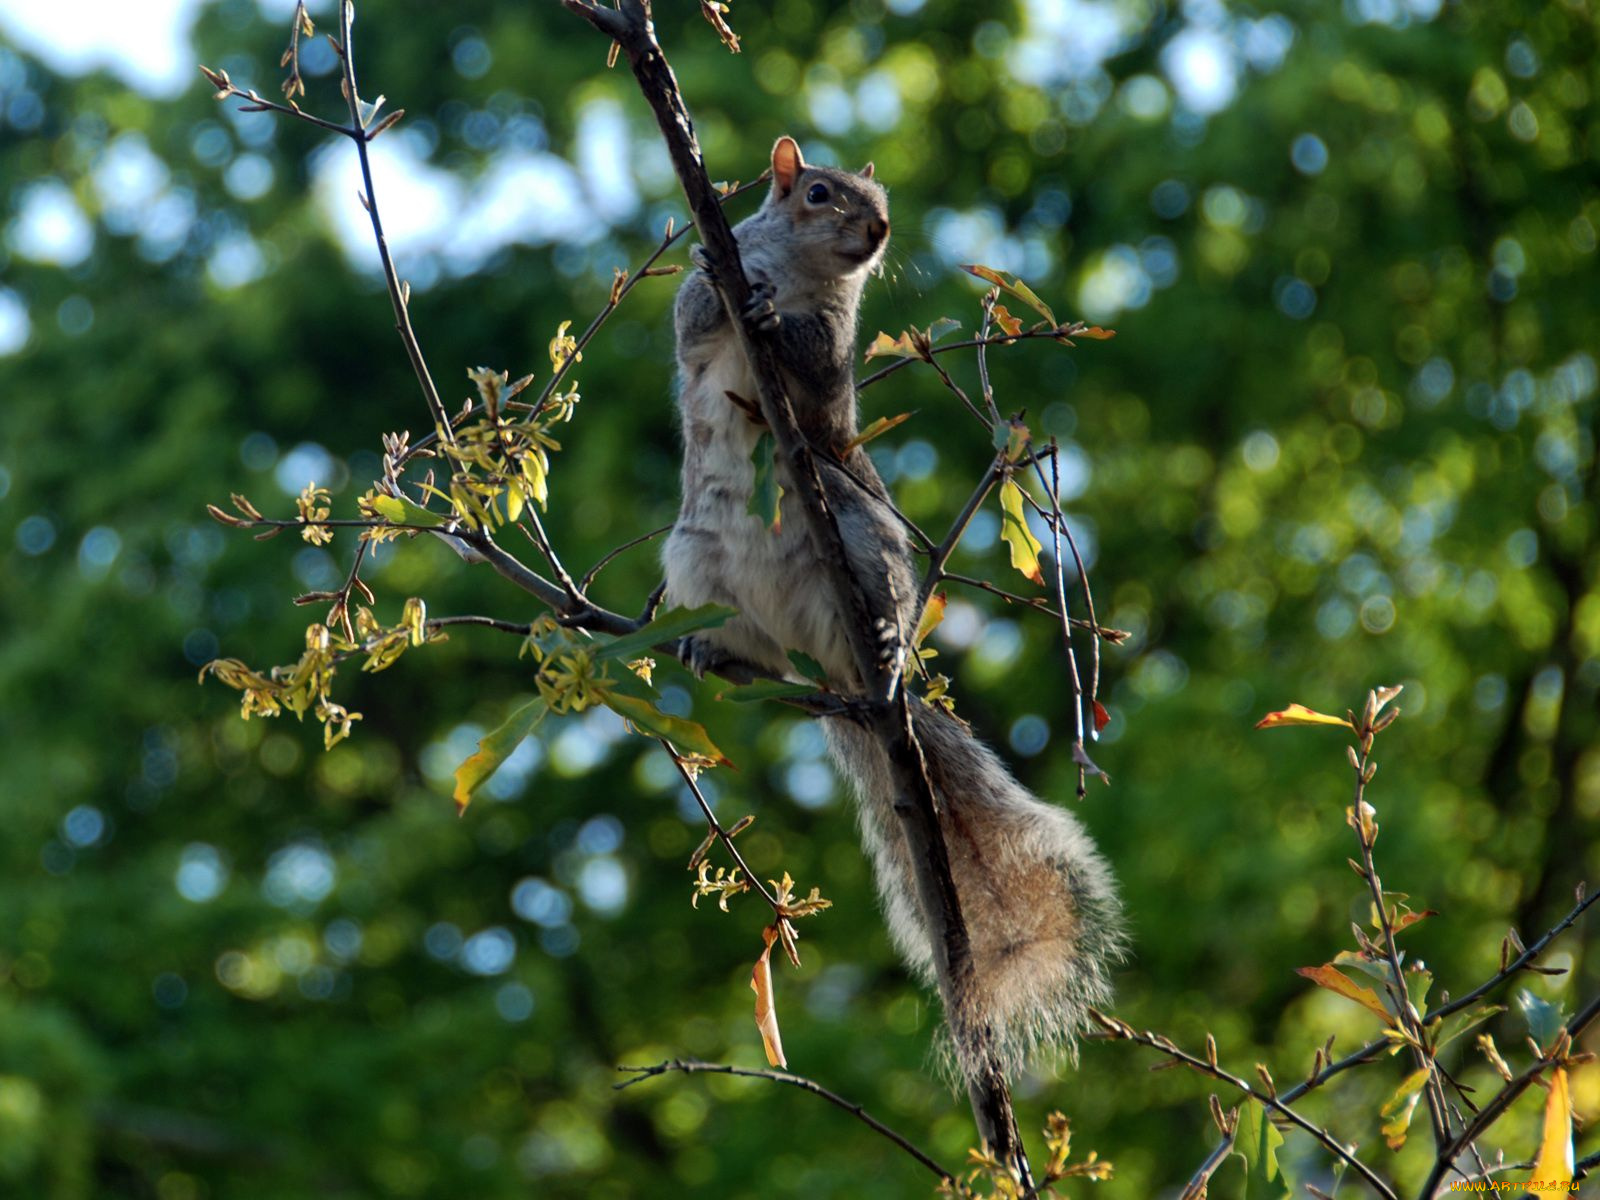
786;650;829;685
1233;1099;1292;1200
597;680;729;765
452;697;548;814
593;603;738;665
748;431;781;529
383;491;448;528
1432;1004;1505;1051
1404;966;1433;1014
1516;989;1566;1050
926;317;962;343
998;478;1045;586
717;680;825;703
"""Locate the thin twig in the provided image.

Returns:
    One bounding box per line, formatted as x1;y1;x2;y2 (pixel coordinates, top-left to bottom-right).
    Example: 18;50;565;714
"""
662;740;781;913
1089;1012;1398;1200
857;326;1090;391
1183;883;1599;1187
1032;454;1092;797
924;349;993;430
1033;443;1104;730
1419;989;1600;1197
919;452;1004;610
536;175;771;411
332;1;454;444
579;524;674;592
1180;1118;1239;1200
614;1059;952;1183
425;614;534;636
1348;729;1452;1152
518;506;584;604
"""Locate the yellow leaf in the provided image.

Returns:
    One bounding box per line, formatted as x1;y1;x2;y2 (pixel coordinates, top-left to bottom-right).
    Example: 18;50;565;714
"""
863;330;920;361
1531;1066;1574;1187
842;411;912;454
751;924;786;1068
915;591;947;648
452;698;547;814
1295;964;1395;1026
998;478;1044;586
1255;703;1355;731
1379;1067;1430;1149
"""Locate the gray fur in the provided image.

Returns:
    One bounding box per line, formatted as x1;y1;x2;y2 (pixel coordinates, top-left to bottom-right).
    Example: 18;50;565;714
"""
662;138;1125;1084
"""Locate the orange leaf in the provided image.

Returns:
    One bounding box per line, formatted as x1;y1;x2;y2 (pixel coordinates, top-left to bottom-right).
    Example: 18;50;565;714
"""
1295;964;1395;1026
989;303;1024;339
1075;325;1117;340
1255;704;1354;731
1392;909;1439;934
914;591;947;649
1092;700;1111;733
751;925;786;1068
1531;1066;1574;1187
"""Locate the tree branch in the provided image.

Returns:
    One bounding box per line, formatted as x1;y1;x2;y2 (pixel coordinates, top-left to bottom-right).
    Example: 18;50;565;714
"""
615;1059;952;1183
1418;989;1600;1198
563;0;1032;1177
1088;1011;1398;1200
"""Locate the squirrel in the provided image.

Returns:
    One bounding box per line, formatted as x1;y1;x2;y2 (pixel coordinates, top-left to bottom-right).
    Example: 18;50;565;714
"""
661;136;1125;1084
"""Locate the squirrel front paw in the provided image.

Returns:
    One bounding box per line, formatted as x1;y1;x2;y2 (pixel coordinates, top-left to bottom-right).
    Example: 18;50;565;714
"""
741;277;781;333
689;244;719;279
678;635;764;685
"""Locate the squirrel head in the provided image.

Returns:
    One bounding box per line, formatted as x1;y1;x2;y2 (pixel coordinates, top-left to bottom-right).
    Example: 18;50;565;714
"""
763;136;890;279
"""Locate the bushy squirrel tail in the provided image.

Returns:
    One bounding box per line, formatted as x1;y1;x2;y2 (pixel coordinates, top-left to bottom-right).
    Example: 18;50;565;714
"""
826;701;1126;1083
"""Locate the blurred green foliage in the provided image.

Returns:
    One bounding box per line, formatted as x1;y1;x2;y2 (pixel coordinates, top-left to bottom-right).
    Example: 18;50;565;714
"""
1;0;1597;1196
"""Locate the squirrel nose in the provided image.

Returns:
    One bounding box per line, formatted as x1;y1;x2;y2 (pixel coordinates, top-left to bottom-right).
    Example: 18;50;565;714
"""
868;216;889;247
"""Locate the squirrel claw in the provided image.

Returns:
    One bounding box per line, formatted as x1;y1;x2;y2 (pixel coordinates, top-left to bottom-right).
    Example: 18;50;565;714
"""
689;244;718;278
741;278;781;333
678;635;763;685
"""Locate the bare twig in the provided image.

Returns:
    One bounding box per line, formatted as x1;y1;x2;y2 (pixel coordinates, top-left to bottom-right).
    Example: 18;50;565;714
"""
1180;1117;1239;1200
1031;454;1093;796
579;524;674;592
331;1;454;444
615;1059;952;1183
1033;443;1104;731
919;452;1004;609
1089;1011;1398;1200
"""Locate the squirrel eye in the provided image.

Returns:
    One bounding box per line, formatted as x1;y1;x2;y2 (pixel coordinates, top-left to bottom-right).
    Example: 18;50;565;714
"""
805;182;830;204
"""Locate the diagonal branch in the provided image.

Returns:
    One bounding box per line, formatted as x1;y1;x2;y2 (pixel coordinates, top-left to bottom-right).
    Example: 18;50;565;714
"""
615;1059;953;1183
560;0;1033;1178
1088;1011;1398;1200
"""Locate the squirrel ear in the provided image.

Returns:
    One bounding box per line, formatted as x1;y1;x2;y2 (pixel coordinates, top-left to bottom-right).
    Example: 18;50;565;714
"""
859;162;875;179
771;136;804;196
